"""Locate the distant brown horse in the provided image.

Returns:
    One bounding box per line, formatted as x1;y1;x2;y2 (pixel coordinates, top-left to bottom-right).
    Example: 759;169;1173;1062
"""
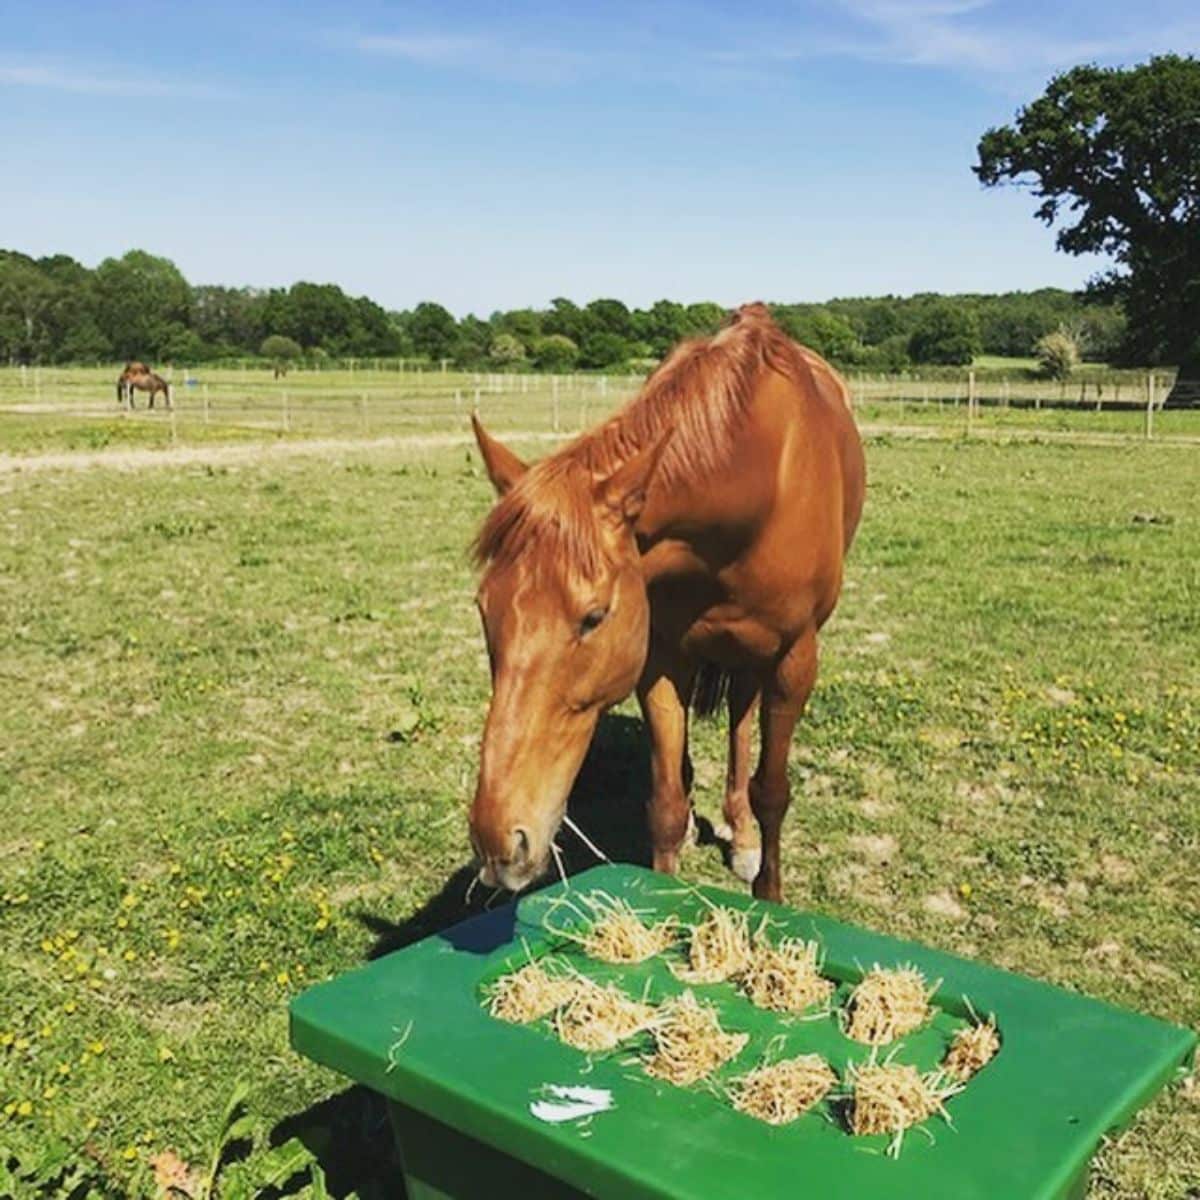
116;362;171;409
468;304;865;901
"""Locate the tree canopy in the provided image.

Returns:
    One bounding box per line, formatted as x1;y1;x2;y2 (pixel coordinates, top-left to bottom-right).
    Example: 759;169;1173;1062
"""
0;245;1128;373
976;54;1200;389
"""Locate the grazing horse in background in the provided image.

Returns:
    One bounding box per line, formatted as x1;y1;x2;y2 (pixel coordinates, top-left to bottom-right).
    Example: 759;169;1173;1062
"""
116;362;171;409
468;303;865;902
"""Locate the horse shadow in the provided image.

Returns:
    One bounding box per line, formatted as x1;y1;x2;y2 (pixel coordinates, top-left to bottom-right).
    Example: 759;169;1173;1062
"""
265;712;681;1198
359;710;655;959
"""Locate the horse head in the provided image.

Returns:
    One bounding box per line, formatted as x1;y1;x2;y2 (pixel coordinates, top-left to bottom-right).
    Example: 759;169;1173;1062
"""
467;417;669;891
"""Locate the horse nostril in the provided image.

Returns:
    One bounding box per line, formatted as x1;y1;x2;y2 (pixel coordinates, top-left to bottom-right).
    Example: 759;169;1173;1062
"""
512;827;531;862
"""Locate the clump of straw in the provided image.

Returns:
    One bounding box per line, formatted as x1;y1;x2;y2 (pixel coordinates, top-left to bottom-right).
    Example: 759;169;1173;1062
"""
486;961;579;1025
846;1058;959;1155
674;906;754;984
553;978;656;1053
739;937;834;1014
730;1054;837;1125
643;991;749;1086
575;893;679;964
943;1016;1000;1080
844;965;937;1045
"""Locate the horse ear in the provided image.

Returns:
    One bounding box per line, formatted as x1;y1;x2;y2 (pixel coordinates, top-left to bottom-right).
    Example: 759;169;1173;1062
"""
472;414;528;496
598;432;673;524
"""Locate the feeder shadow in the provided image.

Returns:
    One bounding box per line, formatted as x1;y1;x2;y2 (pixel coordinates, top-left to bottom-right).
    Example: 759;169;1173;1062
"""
357;713;654;959
262;1085;402;1200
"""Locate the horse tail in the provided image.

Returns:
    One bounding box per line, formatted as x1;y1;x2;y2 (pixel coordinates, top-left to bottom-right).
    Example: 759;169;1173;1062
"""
692;663;731;719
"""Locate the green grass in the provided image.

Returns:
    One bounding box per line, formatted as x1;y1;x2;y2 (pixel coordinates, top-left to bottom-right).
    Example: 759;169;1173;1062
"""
1;435;1197;1197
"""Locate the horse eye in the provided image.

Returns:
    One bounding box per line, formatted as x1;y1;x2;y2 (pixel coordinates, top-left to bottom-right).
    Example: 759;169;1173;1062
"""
580;607;608;635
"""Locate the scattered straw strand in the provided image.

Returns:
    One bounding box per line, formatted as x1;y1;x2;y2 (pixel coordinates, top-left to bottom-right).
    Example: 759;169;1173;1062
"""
731;1054;837;1125
643;991;748;1087
844;965;937;1045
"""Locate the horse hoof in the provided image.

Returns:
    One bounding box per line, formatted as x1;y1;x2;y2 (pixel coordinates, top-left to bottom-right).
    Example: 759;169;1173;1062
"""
685;809;700;847
731;846;762;884
712;820;733;843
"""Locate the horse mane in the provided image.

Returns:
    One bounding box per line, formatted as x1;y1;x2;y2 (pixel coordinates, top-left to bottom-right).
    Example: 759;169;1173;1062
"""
474;303;811;576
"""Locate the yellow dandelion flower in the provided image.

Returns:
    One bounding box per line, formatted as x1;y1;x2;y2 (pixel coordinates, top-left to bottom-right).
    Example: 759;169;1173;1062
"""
57;1062;71;1077
42;1086;57;1100
276;970;290;986
17;1100;33;1117
158;1046;175;1062
123;950;136;963
88;1040;106;1055
121;1146;138;1161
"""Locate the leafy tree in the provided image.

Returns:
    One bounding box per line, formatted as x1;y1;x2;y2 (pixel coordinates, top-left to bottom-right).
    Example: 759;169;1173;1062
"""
408;302;458;362
93;250;190;359
773;306;862;363
1035;329;1080;380
683;302;726;336
489;333;526;365
976;55;1200;401
543;298;587;343
260;334;303;371
579;331;629;369
532;334;578;371
585;298;633;339
452;315;492;367
0;253;56;361
907;302;981;365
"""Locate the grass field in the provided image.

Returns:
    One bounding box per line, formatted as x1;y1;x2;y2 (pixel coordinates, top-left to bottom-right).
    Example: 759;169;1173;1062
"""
1;415;1198;1195
2;363;1193;458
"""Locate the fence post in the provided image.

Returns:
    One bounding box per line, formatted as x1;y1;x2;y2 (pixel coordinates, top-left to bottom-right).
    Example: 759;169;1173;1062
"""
170;402;179;445
282;391;290;432
1145;373;1154;440
203;383;210;426
966;370;976;436
360;392;368;434
552;375;560;432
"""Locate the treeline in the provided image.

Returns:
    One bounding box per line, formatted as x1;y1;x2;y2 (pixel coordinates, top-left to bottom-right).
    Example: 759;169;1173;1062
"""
1;247;1127;370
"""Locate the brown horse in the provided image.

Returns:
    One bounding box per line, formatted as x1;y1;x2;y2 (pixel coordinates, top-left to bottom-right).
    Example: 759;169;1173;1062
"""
116;362;171;410
468;303;865;902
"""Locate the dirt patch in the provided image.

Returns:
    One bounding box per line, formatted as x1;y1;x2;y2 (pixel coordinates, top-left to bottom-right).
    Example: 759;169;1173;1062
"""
0;429;562;477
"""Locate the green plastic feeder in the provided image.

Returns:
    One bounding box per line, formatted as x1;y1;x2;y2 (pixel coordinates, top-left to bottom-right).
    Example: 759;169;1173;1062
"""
289;864;1195;1199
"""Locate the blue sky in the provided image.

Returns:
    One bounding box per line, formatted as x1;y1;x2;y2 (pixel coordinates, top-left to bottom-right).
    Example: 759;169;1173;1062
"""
2;1;1197;314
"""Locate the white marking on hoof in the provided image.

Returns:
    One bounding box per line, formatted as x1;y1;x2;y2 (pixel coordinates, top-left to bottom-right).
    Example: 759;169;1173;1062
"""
685;808;699;846
731;846;762;884
712;821;734;843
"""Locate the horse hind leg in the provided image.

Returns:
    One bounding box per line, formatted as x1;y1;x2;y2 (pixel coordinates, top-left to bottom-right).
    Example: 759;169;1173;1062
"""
717;669;762;884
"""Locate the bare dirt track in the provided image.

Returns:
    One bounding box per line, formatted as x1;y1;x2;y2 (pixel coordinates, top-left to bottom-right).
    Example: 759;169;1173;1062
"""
0;430;568;476
4;421;1199;477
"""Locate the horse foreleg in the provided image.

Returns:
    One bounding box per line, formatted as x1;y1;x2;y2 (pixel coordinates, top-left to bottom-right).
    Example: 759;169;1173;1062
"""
720;669;762;884
749;631;817;902
636;642;696;875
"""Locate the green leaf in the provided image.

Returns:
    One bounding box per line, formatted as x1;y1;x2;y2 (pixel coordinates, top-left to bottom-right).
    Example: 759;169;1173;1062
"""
219;1080;251;1136
222;1114;256;1148
254;1138;314;1190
